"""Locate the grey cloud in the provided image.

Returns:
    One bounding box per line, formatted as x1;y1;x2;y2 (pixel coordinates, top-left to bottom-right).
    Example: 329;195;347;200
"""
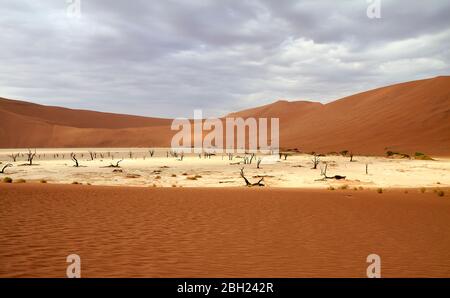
0;0;449;118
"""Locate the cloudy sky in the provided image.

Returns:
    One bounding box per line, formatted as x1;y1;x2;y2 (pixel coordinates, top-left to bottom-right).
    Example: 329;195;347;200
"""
0;0;449;118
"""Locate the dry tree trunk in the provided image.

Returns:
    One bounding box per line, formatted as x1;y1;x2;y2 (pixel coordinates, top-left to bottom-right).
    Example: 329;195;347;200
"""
26;149;36;165
240;168;264;187
312;155;320;169
1;163;13;174
257;158;262;169
71;153;80;167
9;153;19;162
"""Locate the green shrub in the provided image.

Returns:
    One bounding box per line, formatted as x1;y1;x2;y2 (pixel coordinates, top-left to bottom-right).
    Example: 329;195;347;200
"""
340;184;349;190
3;177;13;183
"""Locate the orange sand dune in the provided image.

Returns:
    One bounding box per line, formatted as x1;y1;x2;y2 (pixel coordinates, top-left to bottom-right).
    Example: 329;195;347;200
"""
1;76;449;155
1;183;449;277
229;76;450;155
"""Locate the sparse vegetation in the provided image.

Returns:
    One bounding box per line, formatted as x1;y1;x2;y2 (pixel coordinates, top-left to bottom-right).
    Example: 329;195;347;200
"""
340;184;349;190
436;190;445;197
3;177;13;183
414;152;433;160
386;151;410;159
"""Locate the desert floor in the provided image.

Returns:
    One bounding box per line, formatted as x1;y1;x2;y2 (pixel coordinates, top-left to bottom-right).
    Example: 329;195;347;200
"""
0;148;449;188
0;184;449;277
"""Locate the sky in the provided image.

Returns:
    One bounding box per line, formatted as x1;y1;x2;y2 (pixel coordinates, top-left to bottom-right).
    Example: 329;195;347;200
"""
0;0;449;118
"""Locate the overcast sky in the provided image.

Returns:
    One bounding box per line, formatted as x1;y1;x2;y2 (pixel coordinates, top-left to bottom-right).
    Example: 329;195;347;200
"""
0;0;449;118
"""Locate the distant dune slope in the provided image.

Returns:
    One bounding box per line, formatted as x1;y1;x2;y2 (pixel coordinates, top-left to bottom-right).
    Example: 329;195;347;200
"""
1;76;449;155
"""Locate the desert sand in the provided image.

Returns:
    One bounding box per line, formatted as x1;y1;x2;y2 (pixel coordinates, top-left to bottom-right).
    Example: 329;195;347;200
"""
1;76;449;155
0;148;449;188
1;184;449;277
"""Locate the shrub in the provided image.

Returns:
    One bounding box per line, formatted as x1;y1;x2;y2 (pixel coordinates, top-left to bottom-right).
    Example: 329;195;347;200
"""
377;188;383;194
187;176;197;180
155;175;161;180
15;179;26;183
3;177;13;183
328;186;335;190
340;184;349;190
420;187;426;193
358;186;364;190
171;174;177;177
436;190;445;197
40;179;47;184
414;152;433;160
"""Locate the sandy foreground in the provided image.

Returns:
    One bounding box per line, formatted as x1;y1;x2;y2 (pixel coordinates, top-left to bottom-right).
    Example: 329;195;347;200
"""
0;183;449;277
0;148;449;188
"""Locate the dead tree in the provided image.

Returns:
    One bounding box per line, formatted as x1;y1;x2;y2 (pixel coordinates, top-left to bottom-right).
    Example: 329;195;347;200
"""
365;163;369;175
129;151;133;159
9;153;19;162
349;152;354;162
179;152;184;161
106;159;123;168
249;153;255;164
71;153;80;167
312;155;320;169
228;153;234;160
26;149;36;165
149;149;155;157
89;151;95;161
279;152;290;160
257;158;262;169
240;168;264;187
1;163;13;174
319;162;347;180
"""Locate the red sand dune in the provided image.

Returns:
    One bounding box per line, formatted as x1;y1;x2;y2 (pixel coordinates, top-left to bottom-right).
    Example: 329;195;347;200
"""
1;76;449;155
1;184;449;277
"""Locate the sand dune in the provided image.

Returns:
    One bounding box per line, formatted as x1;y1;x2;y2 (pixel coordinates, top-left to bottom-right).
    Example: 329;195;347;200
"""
1;76;449;155
1;184;449;277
